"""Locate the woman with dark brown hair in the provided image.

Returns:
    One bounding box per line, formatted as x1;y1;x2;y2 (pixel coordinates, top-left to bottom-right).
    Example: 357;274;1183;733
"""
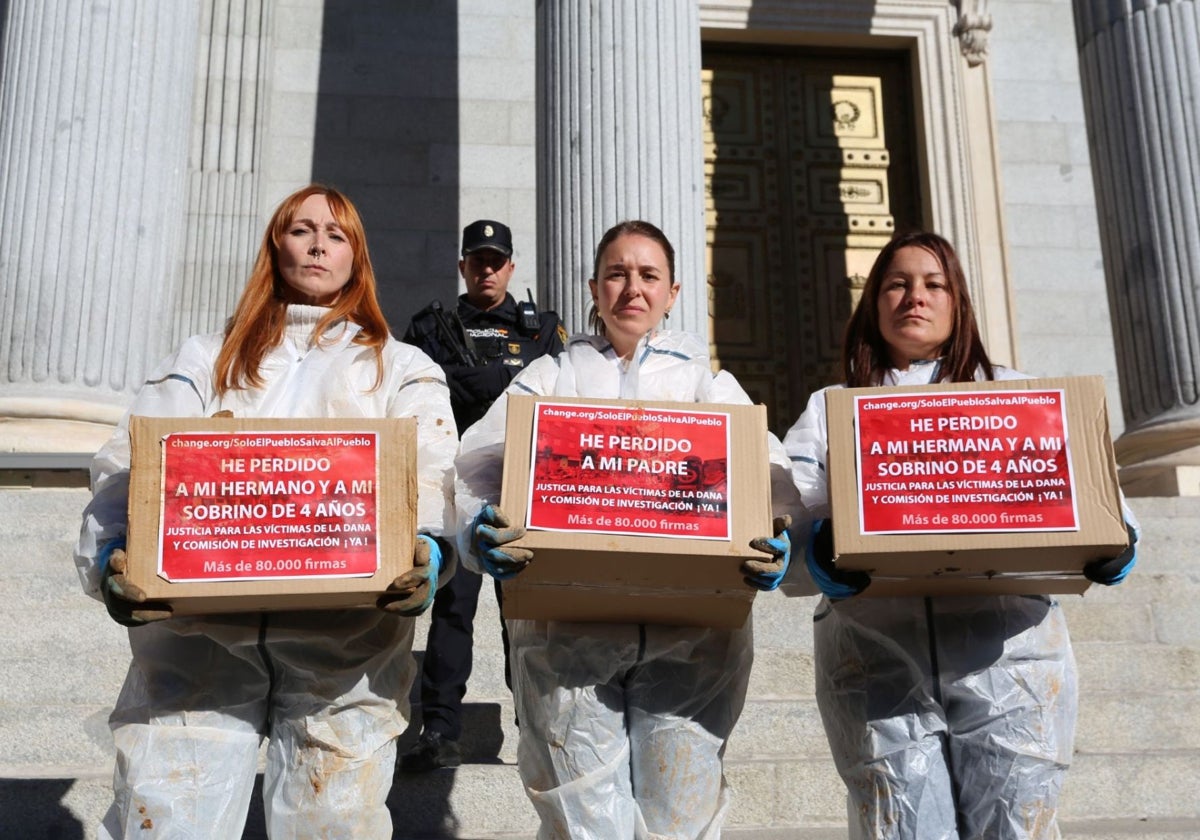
455;219;802;838
783;230;1137;839
75;184;457;838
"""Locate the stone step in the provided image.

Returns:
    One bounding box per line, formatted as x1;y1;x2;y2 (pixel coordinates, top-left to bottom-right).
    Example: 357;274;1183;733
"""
1057;820;1200;839
2;491;1197;837
7;765;1200;839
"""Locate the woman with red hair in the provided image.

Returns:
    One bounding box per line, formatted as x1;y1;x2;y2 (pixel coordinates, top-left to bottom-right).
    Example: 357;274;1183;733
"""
75;185;457;838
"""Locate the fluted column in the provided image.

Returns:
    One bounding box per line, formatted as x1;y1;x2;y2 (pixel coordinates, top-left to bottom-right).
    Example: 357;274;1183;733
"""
1073;0;1200;494
0;1;199;447
537;0;706;334
177;0;270;341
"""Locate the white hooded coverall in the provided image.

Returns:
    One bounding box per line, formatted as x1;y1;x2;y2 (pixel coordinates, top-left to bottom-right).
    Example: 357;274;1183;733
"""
783;361;1081;840
455;331;801;840
75;305;457;839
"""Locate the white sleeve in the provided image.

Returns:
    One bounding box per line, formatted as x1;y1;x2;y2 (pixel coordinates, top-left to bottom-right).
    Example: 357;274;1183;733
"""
769;429;817;597
705;368;815;594
73;337;216;600
781;388;833;521
387;346;458;544
453;355;560;573
704;370;804;521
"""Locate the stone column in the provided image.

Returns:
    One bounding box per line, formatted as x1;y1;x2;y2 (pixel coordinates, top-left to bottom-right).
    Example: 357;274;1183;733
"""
177;0;270;341
537;0;706;334
1072;0;1200;495
0;0;200;450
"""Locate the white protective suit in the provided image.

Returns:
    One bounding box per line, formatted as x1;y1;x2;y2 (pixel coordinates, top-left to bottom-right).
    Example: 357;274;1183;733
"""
454;330;802;840
74;305;457;839
784;360;1084;840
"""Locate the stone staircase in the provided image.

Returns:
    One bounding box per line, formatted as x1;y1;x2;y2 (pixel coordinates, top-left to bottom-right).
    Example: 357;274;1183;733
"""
2;489;1197;839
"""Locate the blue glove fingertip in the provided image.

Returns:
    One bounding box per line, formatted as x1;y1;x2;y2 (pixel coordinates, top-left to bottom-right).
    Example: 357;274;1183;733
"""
1087;519;1139;585
417;533;443;575
472;506;497;553
96;536;127;577
804;519;867;600
745;533;791;592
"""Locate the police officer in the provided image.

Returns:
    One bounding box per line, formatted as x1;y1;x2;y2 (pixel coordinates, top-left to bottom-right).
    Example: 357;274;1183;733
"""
400;219;565;771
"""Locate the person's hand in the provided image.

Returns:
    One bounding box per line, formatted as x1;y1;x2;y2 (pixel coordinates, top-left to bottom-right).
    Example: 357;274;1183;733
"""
743;515;792;591
473;505;533;580
447;364;511;407
99;544;172;627
1083;521;1139;585
805;519;870;600
379;535;442;615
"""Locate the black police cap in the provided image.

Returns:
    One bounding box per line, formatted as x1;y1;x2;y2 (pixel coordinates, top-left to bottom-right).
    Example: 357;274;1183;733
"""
461;219;513;257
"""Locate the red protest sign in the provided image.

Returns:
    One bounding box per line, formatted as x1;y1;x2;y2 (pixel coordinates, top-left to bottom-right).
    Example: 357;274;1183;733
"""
853;389;1078;534
158;431;380;581
526;402;732;539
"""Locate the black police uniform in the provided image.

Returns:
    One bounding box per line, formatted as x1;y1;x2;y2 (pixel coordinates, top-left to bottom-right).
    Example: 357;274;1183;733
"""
401;291;565;753
404;293;565;433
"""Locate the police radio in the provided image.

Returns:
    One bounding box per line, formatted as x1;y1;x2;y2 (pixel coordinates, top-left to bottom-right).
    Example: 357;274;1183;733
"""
517;289;541;334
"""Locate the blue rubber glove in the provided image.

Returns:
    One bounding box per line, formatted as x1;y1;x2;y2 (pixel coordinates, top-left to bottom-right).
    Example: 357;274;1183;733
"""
805;519;870;600
1083;521;1139;585
473;505;533;580
743;515;792;591
379;534;443;615
97;538;173;627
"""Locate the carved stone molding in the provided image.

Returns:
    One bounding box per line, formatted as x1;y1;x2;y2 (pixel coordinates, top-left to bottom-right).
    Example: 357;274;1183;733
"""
953;0;993;67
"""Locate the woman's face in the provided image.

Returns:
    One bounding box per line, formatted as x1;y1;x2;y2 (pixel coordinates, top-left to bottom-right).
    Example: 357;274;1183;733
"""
589;233;679;357
877;244;955;368
277;194;354;306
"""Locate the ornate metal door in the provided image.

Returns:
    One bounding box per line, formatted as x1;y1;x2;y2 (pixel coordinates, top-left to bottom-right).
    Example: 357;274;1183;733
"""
703;49;921;432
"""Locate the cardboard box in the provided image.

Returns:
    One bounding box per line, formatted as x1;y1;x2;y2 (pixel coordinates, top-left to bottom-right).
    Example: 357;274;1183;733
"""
825;376;1129;597
497;395;773;627
126;416;416;614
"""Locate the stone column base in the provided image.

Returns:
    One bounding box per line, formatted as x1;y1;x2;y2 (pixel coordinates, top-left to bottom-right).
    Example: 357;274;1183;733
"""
1119;463;1200;497
1115;417;1200;497
0;418;114;455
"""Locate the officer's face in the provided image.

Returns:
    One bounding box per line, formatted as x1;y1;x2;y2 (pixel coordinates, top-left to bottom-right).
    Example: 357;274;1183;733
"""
460;249;515;310
589;233;680;357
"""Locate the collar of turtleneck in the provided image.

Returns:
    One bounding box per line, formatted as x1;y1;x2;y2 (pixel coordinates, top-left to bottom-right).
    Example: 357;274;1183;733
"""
284;304;350;347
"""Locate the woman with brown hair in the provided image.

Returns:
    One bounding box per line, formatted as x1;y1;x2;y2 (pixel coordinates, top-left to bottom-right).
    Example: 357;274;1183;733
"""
454;219;802;838
783;230;1137;840
75;184;457;838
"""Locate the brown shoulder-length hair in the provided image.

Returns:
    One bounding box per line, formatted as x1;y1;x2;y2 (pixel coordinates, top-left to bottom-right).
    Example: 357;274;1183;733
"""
587;220;677;336
843;230;993;387
213;184;390;396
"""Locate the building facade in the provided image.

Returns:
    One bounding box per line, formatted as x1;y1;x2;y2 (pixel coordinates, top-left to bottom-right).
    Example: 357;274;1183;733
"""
1;0;1196;490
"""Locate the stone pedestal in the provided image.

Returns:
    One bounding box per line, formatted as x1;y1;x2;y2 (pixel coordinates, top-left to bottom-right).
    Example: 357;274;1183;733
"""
536;0;705;333
1114;418;1200;497
1072;0;1200;494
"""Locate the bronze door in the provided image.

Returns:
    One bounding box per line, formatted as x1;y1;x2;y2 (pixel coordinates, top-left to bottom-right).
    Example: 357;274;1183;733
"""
703;47;922;432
